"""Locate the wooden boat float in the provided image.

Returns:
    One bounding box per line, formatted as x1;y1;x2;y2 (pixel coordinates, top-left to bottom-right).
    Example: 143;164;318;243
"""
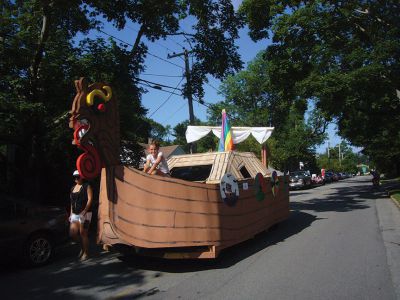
98;152;289;259
69;78;290;259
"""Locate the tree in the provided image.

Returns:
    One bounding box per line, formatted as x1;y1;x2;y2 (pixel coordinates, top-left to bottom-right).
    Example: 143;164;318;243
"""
0;0;152;200
1;0;246;202
317;141;360;173
208;53;327;169
239;0;400;175
267;102;325;171
209;53;280;128
172;119;218;153
164;125;172;144
146;119;170;144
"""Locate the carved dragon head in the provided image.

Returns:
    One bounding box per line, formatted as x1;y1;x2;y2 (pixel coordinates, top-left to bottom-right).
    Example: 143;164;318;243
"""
69;78;120;179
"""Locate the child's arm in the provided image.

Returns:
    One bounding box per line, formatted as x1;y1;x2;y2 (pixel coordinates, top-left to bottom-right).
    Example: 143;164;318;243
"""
148;154;163;174
143;158;151;173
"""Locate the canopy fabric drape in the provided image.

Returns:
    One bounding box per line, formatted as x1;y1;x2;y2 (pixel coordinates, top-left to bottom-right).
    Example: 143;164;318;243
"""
186;126;274;145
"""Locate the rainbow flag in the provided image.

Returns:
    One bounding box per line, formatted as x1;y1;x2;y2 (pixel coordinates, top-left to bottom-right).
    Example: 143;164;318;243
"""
218;109;234;152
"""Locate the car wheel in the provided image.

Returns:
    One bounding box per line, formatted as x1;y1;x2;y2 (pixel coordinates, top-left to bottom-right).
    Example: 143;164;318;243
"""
23;233;54;267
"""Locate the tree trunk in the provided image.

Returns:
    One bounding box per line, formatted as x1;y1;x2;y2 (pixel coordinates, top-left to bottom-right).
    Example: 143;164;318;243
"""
29;2;51;102
27;2;52;200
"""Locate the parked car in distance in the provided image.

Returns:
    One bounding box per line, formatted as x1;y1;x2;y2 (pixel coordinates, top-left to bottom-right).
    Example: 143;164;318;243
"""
324;171;334;183
311;174;325;186
289;170;312;190
332;173;339;181
0;197;69;267
343;172;353;179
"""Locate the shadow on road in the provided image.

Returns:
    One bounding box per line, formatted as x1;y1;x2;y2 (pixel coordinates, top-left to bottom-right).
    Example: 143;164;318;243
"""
0;211;319;299
0;210;320;299
290;197;369;213
1;238;147;300
290;178;389;213
118;210;319;273
4;176;393;299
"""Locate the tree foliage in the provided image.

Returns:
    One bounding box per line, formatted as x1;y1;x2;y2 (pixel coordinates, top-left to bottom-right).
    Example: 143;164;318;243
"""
1;0;243;202
316;141;365;174
172;118;218;153
240;0;400;175
208;53;327;170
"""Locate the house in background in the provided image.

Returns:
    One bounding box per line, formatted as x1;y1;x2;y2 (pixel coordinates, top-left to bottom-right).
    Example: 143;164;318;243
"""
357;163;369;175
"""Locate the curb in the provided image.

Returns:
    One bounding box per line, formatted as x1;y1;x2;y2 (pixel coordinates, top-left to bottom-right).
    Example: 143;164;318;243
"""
389;194;400;210
382;180;400;210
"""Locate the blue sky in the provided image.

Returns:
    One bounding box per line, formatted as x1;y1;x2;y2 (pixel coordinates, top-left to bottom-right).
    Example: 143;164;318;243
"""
86;1;346;154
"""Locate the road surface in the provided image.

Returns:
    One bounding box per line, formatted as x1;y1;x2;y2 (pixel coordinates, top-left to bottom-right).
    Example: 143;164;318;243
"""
1;176;399;299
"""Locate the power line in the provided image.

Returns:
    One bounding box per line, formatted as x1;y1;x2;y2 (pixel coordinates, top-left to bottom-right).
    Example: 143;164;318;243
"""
125;24;176;53
137;78;183;91
137;82;182;96
146;51;183;69
141;73;184;78
193;98;212;109
156;29;186;49
206;82;221;94
139;74;212;108
97;29;184;70
148;77;184;118
95;29;213;129
161;102;188;124
96;29;208;106
124;24;189;63
132;78;183;136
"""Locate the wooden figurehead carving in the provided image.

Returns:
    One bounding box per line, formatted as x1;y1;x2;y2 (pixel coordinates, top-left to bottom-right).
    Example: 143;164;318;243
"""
69;78;120;179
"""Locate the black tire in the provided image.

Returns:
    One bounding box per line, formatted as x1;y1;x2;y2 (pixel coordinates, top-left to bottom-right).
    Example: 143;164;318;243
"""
22;233;54;267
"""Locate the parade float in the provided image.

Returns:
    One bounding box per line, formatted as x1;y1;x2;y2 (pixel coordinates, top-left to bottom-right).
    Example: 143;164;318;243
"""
69;78;290;259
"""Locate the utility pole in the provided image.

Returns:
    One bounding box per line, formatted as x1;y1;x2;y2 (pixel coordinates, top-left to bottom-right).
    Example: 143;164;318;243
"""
168;49;196;153
327;142;330;158
339;143;341;166
327;142;330;168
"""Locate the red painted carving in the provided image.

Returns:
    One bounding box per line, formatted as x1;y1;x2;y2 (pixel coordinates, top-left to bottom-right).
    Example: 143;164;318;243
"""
69;78;120;180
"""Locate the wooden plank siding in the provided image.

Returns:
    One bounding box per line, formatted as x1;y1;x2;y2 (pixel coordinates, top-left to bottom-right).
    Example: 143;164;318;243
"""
167;151;271;184
98;162;290;253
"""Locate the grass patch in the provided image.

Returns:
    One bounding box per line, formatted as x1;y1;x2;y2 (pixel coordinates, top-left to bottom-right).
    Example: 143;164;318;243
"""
389;190;400;204
381;177;400;205
381;176;400;183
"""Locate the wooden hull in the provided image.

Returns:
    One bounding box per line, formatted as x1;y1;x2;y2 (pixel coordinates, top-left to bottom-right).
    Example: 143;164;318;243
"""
98;166;290;258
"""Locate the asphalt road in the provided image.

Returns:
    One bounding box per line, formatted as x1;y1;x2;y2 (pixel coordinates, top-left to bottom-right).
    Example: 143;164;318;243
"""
1;176;399;300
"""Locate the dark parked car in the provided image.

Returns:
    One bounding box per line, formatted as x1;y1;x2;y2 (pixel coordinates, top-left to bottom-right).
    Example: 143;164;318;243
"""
332;173;339;181
0;198;69;267
324;171;334;183
289;171;312;190
337;172;345;180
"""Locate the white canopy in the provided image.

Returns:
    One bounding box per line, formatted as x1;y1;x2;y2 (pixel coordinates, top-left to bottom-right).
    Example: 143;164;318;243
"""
186;126;274;144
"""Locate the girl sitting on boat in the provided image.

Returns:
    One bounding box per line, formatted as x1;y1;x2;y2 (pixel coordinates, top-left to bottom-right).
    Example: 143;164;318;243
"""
143;140;170;176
